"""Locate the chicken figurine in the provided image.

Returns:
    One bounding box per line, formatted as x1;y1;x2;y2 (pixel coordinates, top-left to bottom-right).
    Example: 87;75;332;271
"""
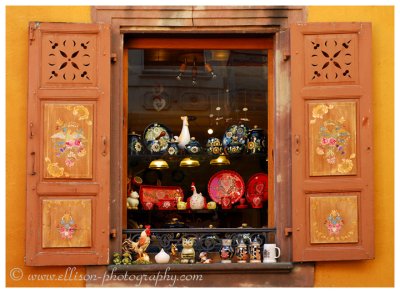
122;225;151;262
187;182;206;210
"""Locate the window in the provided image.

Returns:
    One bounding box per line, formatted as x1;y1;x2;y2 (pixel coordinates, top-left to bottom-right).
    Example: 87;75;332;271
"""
25;8;373;278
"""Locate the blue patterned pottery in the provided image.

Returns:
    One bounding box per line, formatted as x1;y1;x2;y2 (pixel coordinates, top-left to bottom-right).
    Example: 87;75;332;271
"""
185;137;202;154
246;125;266;154
128;132;144;156
206;137;223;155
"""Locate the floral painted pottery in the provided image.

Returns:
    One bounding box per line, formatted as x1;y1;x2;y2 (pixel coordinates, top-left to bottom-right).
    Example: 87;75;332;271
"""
143;122;172;154
246;125;266;154
221;196;232;209
246;173;268;202
249;239;262;263
185;137;202;154
128;131;144;156
235;238;248;263
155;248;170;264
225;136;245;155
220;239;234;263
167;139;179;156
208;170;245;204
222;123;249;148
206;137;223;155
188;182;206;210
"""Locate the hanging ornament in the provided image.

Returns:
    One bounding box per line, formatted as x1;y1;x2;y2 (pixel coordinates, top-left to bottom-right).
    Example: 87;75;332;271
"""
240;90;250;122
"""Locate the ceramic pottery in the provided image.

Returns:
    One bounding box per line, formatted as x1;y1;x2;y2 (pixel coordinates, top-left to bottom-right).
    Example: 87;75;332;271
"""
155;248;170;264
225;136;245;155
185;137;202;154
221;196;232;209
177;116;191;149
127;191;139;210
167;140;180;156
206;137;223;155
246;125;266;154
220;239;234;263
235;238;249;263
249;239;262;263
128;132;143;156
250;194;263;209
181;237;196;264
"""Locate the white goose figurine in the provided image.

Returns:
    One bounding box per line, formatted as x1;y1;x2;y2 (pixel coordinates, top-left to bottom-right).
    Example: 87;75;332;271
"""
176;116;191;150
189;182;206;210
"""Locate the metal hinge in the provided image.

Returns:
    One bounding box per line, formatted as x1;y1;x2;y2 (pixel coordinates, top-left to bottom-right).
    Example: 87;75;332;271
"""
110;53;117;63
284;227;293;237
29;22;40;45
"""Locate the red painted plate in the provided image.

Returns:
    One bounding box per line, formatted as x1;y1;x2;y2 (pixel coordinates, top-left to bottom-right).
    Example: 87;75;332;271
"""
208;170;245;204
246;173;268;202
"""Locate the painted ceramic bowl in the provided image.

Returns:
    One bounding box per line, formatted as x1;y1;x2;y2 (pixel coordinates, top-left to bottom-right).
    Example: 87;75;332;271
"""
246;126;266;154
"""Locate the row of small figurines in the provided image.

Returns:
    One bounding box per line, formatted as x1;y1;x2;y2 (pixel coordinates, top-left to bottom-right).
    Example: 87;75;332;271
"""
113;237;281;265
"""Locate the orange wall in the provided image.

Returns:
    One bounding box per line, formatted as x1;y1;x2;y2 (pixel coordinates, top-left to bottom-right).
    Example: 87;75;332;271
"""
308;6;394;287
6;6;394;287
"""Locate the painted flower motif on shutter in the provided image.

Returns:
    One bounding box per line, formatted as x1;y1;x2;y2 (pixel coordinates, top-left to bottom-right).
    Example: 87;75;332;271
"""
325;209;344;235
57;212;78;240
309;102;357;176
44;103;93;179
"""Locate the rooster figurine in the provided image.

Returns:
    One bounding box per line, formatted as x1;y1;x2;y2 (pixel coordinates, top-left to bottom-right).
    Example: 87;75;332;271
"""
122;225;151;262
187;182;206;210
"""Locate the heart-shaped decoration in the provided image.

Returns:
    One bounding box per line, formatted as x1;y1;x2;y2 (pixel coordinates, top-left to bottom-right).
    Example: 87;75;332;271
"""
255;182;265;194
252;196;262;207
222;196;231;207
153;97;166;112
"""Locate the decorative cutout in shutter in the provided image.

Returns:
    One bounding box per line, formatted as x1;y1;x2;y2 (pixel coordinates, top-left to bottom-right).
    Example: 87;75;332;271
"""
291;23;374;261
26;22;110;266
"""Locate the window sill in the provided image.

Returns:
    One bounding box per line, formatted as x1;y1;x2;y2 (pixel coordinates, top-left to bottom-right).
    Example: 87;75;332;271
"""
107;262;294;274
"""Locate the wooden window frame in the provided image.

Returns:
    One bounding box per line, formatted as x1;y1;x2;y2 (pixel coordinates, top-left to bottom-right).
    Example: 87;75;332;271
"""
88;6;314;287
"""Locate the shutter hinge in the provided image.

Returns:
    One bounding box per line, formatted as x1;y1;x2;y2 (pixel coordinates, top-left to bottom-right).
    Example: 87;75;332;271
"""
284;227;293;237
110;53;117;63
29;22;40;45
110;228;117;239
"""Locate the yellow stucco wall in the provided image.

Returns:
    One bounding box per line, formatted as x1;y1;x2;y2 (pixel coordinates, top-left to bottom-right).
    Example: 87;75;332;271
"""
308;6;394;287
6;6;394;287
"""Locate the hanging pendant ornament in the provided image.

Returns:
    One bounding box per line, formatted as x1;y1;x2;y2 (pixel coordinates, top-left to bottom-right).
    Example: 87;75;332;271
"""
240;90;250;122
215;89;224;125
192;58;197;87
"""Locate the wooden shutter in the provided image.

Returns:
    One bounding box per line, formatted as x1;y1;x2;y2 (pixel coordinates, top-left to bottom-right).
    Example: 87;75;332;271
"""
26;22;110;265
291;23;373;261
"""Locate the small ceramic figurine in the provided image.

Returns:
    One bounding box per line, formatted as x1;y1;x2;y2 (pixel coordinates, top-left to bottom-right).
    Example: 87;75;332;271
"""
199;252;213;264
155;248;170;264
171;243;179;263
127;191;140;210
177;197;187;210
207;201;217;210
177;116;191;149
121;252;132;265
220;239;234;263
180;237;196;264
188;182;206;210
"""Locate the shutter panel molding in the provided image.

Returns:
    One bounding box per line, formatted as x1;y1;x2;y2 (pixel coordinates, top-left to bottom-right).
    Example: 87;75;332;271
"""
26;22;110;266
291;23;374;261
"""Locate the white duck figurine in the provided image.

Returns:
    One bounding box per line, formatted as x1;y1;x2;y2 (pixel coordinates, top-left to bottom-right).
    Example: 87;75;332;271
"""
188;182;206;210
176;116;191;150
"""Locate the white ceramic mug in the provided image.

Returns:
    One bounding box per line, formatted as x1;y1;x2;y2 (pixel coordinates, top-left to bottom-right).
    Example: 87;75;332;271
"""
263;244;281;263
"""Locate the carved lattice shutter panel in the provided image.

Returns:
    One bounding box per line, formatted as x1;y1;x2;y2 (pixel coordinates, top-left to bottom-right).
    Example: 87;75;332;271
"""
26;22;110;266
291;23;374;261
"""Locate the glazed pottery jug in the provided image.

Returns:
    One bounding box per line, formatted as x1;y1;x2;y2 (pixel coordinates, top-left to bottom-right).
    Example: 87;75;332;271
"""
167;139;179;156
185;137;202;154
220;239;234;263
250;194;263;209
226;136;245;155
128;131;143;156
206;137;223;155
235;238;248;263
246;125;266;155
249;239;262;263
